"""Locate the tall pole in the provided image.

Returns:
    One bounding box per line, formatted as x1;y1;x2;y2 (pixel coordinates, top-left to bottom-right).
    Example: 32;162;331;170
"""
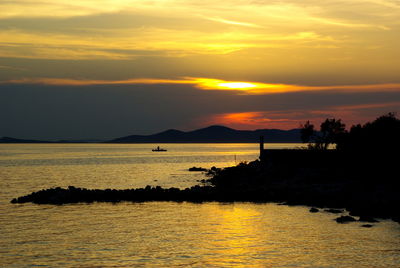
260;136;264;160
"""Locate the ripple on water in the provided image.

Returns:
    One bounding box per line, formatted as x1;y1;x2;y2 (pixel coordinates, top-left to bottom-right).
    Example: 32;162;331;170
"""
1;144;400;267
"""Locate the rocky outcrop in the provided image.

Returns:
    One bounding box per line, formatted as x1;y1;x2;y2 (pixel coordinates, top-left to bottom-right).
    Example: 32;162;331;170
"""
188;167;208;172
11;186;218;204
335;216;357;223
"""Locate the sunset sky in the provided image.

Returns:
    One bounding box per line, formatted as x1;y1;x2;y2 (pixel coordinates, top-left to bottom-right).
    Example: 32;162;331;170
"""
1;0;400;139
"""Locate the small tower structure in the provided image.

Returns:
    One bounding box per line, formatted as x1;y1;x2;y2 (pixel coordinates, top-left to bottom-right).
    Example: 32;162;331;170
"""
259;136;265;160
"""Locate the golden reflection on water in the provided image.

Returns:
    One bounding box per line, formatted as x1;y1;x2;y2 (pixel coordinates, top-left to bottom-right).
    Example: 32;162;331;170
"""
193;203;400;267
1;202;400;267
1;144;400;267
199;205;263;266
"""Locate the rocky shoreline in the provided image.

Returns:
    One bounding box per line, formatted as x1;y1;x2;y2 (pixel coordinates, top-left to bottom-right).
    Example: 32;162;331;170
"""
11;157;400;225
10;184;393;225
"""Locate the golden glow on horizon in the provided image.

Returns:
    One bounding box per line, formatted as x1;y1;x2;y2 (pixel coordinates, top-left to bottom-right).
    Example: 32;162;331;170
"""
4;77;400;95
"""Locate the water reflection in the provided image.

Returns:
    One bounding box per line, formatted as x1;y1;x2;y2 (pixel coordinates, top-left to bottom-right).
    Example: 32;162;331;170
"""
1;144;400;267
0;143;264;199
199;204;264;267
1;202;400;267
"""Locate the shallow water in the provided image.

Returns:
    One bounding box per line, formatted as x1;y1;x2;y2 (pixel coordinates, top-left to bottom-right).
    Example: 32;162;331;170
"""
0;143;264;197
1;144;399;267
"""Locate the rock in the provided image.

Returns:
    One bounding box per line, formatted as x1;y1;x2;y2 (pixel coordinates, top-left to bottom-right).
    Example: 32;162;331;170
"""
335;215;357;223
309;207;319;213
325;208;344;214
189;167;207;172
361;224;374;228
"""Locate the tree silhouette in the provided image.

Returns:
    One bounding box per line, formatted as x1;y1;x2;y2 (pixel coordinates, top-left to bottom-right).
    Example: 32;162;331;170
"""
319;119;346;150
336;112;400;152
301;118;346;150
300;120;315;143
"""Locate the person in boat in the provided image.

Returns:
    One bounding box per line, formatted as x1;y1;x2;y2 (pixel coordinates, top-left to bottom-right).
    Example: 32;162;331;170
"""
153;146;167;151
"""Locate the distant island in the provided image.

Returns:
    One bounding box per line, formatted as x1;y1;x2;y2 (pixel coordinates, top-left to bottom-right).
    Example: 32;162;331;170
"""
108;125;301;143
0;125;301;143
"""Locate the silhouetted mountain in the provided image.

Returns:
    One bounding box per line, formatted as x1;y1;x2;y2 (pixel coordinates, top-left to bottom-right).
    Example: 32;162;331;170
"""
109;125;301;143
1;126;301;143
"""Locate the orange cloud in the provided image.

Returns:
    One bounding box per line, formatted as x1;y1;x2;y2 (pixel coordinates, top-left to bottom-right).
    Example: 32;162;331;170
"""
201;101;400;130
204;111;300;130
331;102;400;111
2;77;189;86
3;77;400;95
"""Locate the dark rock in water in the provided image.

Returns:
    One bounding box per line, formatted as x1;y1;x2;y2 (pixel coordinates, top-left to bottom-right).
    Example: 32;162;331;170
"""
9;185;226;204
335;215;357;223
189;167;207;172
359;216;379;223
309;207;319;213
325;208;344;214
206;166;221;176
361;224;374;228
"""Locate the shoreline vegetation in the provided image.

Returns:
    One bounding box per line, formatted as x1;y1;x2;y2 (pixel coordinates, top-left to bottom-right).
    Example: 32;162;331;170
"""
11;113;400;224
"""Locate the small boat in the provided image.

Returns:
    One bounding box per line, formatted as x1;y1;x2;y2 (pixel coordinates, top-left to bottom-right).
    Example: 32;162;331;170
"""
152;146;167;152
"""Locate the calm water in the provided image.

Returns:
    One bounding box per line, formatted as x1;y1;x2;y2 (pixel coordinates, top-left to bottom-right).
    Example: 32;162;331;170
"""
1;144;399;267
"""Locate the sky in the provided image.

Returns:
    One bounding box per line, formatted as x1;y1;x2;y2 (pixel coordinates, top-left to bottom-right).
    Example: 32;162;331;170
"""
1;0;400;140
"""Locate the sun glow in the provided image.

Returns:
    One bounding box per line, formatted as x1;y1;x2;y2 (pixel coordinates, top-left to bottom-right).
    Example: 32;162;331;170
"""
218;82;258;89
191;78;270;91
4;77;400;95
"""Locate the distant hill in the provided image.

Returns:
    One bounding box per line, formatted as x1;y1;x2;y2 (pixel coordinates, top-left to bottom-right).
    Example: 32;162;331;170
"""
108;125;301;143
0;126;301;144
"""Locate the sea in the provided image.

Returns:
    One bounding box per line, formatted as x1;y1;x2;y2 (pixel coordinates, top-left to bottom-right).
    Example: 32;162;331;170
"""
1;143;399;267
